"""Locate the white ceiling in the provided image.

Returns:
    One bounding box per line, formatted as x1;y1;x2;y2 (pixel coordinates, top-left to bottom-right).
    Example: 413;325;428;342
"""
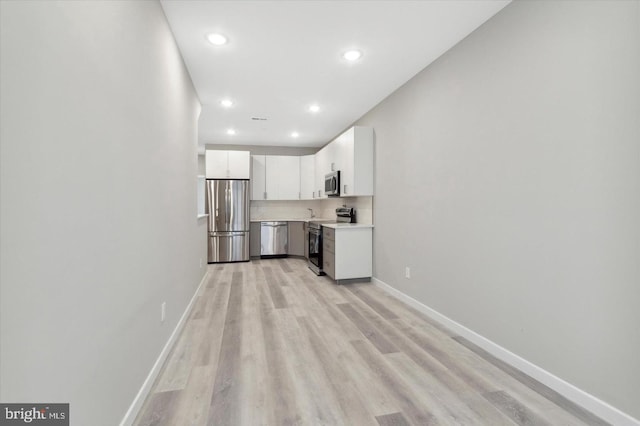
161;0;510;148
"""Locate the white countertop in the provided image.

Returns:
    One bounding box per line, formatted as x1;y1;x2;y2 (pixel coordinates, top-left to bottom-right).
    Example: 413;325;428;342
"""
250;217;334;223
250;218;373;228
322;223;374;229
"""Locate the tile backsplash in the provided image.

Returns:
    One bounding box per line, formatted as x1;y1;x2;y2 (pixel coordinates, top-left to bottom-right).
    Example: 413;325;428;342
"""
250;196;373;224
250;200;323;221
319;196;373;224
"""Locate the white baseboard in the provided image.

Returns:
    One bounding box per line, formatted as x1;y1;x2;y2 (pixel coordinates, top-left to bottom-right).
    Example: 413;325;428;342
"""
371;277;640;426
119;270;210;426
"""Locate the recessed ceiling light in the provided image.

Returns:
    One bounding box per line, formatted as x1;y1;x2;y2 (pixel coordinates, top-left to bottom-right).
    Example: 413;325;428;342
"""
207;33;228;46
291;132;299;138
308;104;320;113
226;129;236;135
343;50;363;61
220;99;233;108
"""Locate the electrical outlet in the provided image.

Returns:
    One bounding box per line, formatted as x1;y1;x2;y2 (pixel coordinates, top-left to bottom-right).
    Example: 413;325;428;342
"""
405;267;411;279
161;302;166;323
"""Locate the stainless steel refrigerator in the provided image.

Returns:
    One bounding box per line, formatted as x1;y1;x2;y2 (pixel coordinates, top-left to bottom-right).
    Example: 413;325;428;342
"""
206;179;250;263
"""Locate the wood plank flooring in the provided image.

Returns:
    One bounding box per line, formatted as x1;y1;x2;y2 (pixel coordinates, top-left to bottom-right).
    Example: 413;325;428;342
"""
134;258;608;426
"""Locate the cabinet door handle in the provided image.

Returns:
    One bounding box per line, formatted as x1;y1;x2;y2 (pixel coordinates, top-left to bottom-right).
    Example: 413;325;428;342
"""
343;184;347;195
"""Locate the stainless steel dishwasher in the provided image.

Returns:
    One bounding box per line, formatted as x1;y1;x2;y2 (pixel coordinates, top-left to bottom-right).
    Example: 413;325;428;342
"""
260;221;288;257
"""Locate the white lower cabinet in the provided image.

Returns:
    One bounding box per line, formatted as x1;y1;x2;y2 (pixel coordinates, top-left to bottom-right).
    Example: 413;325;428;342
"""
323;226;372;281
249;222;261;257
287;221;305;256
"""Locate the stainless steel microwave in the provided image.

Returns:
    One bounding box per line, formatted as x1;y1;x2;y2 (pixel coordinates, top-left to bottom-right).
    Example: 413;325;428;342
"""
324;171;340;196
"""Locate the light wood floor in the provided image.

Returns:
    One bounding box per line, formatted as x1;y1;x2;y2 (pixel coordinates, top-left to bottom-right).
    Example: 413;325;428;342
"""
134;258;608;426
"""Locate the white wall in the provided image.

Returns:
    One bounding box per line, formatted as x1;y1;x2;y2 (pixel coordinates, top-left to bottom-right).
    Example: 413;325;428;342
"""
357;0;640;420
0;1;206;425
197;154;206;175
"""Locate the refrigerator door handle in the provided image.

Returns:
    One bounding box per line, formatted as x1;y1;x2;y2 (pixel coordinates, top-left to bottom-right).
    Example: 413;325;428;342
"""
225;186;233;225
212;231;247;237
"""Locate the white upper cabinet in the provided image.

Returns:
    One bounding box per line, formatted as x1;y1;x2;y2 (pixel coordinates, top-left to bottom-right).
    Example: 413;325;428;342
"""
314;146;330;199
300;155;316;200
337;126;373;197
205;150;250;179
268;156;301;200
227;151;251;178
251;155;267;200
205;151;227;178
249;125;374;201
326;139;339;173
314;126;374;197
251;155;300;200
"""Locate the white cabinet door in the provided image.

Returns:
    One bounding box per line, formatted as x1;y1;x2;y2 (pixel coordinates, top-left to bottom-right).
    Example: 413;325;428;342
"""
334;228;373;280
228;151;250;179
338;127;355;196
265;156;300;200
348;126;374;196
332;126;374;197
300;155;316;200
265;156;279;200
251;155;266;200
324;141;337;174
278;156;301;200
314;146;330;199
205;150;229;178
327;130;348;173
332;127;353;193
206;150;250;179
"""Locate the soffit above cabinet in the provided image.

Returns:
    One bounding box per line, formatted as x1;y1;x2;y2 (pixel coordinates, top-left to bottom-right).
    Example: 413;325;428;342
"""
160;1;510;148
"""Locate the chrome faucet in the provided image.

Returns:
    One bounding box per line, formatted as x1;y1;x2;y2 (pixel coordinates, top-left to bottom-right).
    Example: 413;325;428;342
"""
308;208;316;218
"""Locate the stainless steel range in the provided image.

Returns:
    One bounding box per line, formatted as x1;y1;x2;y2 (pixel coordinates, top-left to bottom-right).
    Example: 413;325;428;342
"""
308;207;355;275
307;220;334;275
